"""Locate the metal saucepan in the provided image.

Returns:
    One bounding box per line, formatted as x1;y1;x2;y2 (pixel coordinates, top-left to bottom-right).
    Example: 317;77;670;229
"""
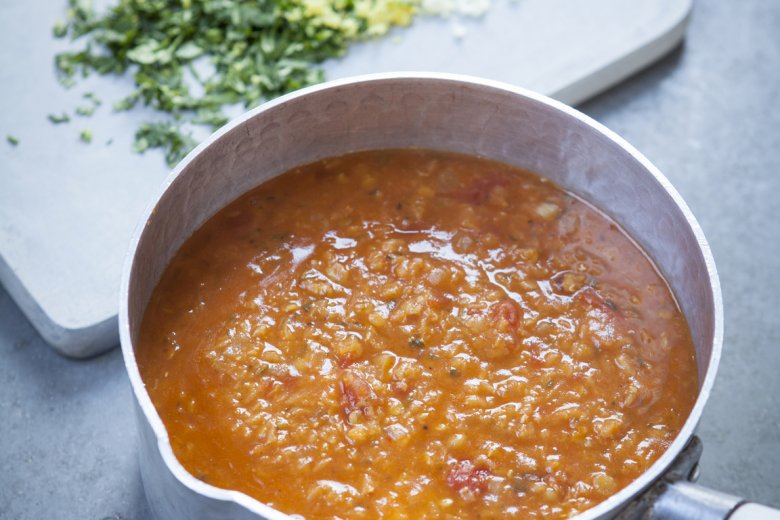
118;73;780;519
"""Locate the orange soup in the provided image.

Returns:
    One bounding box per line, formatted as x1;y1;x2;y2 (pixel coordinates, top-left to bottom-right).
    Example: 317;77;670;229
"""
138;149;697;519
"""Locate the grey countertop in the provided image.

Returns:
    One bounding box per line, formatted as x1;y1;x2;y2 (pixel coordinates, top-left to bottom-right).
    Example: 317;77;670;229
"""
1;1;779;518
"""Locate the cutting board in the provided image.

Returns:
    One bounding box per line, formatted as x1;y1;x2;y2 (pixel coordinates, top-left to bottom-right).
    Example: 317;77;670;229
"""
0;0;692;357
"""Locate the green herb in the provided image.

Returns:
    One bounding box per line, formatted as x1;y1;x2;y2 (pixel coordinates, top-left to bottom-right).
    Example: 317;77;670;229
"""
53;19;68;38
48;112;71;124
133;121;197;166
53;0;421;166
75;105;95;116
191;109;229;130
83;92;102;106
6;135;19;146
409;337;425;349
59;76;76;89
79;129;93;143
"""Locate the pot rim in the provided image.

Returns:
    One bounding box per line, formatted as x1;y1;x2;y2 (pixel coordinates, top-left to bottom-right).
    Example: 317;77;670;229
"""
118;71;723;519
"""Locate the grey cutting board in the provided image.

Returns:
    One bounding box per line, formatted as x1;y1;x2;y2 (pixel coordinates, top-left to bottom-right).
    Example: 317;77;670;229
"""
0;0;692;357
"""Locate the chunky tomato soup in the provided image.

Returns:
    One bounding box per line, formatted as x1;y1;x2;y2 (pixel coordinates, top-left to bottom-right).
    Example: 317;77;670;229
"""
138;150;697;519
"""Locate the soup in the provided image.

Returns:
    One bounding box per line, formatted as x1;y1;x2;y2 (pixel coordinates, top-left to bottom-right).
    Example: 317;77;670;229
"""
137;149;697;519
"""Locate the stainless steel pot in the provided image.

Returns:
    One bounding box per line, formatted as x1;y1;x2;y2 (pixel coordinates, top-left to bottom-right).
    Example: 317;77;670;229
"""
119;73;778;520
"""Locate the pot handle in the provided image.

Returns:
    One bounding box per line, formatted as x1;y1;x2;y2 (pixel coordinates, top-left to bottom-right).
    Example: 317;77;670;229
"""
616;437;780;519
651;480;780;519
730;503;780;520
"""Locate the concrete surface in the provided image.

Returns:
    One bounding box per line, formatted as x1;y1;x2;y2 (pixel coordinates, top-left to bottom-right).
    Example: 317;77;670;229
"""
1;0;779;518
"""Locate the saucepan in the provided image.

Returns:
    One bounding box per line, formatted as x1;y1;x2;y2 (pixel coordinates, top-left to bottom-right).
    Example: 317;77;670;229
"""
119;73;779;519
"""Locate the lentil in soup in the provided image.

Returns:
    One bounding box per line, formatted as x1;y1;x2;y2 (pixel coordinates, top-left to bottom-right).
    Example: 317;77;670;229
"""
138;149;697;519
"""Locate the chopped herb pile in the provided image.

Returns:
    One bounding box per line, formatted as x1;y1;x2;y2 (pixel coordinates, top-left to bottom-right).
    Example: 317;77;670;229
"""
53;0;421;166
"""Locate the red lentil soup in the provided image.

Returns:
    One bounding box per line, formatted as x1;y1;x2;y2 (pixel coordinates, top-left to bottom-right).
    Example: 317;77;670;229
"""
137;149;697;519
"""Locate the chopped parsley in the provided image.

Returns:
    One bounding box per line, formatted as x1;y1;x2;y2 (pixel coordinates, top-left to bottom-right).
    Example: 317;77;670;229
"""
48;112;71;124
53;0;422;166
6;135;19;146
133;122;198;166
76;92;103;116
79;129;93;143
75;105;95;117
408;337;425;349
83;92;102;106
52;19;68;38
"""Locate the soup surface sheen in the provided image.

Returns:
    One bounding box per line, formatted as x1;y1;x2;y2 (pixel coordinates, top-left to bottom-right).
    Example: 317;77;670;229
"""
138;149;697;519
